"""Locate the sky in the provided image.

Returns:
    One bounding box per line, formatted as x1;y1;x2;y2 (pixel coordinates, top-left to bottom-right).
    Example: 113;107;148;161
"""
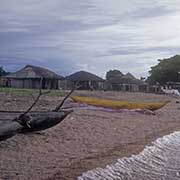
0;0;180;78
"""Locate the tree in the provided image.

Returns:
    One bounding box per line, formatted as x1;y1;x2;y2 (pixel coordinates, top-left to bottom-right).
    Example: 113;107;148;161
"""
106;69;123;80
0;66;9;76
147;55;180;85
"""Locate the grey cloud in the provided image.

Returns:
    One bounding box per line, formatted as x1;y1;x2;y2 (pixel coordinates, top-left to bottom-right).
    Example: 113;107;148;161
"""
105;46;180;57
0;0;180;78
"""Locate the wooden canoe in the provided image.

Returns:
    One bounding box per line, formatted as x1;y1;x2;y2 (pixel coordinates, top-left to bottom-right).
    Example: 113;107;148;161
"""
71;96;170;111
20;111;71;133
0;110;71;141
0;121;23;141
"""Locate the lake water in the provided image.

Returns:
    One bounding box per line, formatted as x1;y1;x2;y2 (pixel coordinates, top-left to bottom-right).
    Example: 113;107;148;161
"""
78;131;180;180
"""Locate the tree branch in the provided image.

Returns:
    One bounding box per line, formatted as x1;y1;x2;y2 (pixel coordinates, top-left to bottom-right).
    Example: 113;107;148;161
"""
14;78;50;122
53;82;81;112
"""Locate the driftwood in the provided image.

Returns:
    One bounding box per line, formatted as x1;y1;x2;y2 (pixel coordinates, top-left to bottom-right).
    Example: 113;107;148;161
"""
0;80;77;142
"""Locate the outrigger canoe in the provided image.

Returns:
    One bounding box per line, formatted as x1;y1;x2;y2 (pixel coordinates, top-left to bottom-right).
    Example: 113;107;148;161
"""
0;121;23;141
0;110;71;142
71;96;170;111
20;111;71;133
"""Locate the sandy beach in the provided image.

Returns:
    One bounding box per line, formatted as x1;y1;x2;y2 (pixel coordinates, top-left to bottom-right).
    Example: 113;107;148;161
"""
0;91;180;180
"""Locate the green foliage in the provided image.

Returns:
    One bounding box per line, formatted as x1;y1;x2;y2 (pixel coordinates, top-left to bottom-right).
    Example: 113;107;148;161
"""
147;55;180;85
106;69;123;80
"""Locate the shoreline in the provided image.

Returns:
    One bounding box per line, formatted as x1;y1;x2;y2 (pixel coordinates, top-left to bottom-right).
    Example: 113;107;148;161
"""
78;130;180;180
0;91;180;180
48;124;180;180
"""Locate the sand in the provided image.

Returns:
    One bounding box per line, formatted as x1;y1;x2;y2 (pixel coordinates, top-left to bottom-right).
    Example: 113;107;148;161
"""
0;91;180;180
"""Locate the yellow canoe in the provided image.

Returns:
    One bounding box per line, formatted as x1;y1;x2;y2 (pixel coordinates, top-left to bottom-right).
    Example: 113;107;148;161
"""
71;96;170;111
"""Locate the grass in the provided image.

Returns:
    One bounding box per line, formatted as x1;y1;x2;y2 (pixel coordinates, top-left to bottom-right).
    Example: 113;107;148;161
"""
0;87;65;97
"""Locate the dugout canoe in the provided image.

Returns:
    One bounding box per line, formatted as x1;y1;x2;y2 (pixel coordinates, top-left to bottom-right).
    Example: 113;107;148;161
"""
20;111;71;133
0;110;71;141
0;121;23;142
71;96;170;111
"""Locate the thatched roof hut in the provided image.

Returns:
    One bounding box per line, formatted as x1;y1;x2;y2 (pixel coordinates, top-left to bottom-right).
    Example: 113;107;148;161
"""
4;65;64;89
66;71;104;82
66;71;104;90
106;72;147;92
122;72;136;79
6;65;63;80
108;73;143;85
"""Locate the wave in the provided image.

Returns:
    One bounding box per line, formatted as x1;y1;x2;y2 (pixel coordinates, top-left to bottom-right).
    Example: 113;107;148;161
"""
78;131;180;180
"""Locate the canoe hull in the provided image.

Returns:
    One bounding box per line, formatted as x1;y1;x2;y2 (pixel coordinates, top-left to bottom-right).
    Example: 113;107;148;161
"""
71;96;169;111
0;121;23;141
20;111;71;133
0;111;71;141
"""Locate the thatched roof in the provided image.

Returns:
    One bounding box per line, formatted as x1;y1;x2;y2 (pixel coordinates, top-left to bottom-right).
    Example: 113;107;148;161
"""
66;71;104;82
6;65;64;80
107;73;144;85
122;73;136;79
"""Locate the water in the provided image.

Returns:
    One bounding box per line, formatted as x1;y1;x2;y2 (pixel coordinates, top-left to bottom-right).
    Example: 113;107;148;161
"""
78;131;180;180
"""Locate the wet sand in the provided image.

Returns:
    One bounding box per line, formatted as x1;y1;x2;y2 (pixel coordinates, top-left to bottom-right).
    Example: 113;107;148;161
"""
0;91;180;180
79;131;180;180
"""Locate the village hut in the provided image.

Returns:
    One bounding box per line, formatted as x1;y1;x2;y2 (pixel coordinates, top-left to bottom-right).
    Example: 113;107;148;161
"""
106;72;148;92
65;71;104;90
3;65;64;89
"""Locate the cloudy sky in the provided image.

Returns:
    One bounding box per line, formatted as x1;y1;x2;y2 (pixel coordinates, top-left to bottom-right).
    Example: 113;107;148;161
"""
0;0;180;78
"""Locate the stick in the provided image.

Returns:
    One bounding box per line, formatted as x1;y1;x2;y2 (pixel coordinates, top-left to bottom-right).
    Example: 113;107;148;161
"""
14;78;50;121
53;82;81;112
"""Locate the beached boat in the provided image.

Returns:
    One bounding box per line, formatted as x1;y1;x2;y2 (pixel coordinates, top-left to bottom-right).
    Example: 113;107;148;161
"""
20;111;71;133
0;110;71;141
0;82;74;142
71;96;169;111
0;121;23;141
